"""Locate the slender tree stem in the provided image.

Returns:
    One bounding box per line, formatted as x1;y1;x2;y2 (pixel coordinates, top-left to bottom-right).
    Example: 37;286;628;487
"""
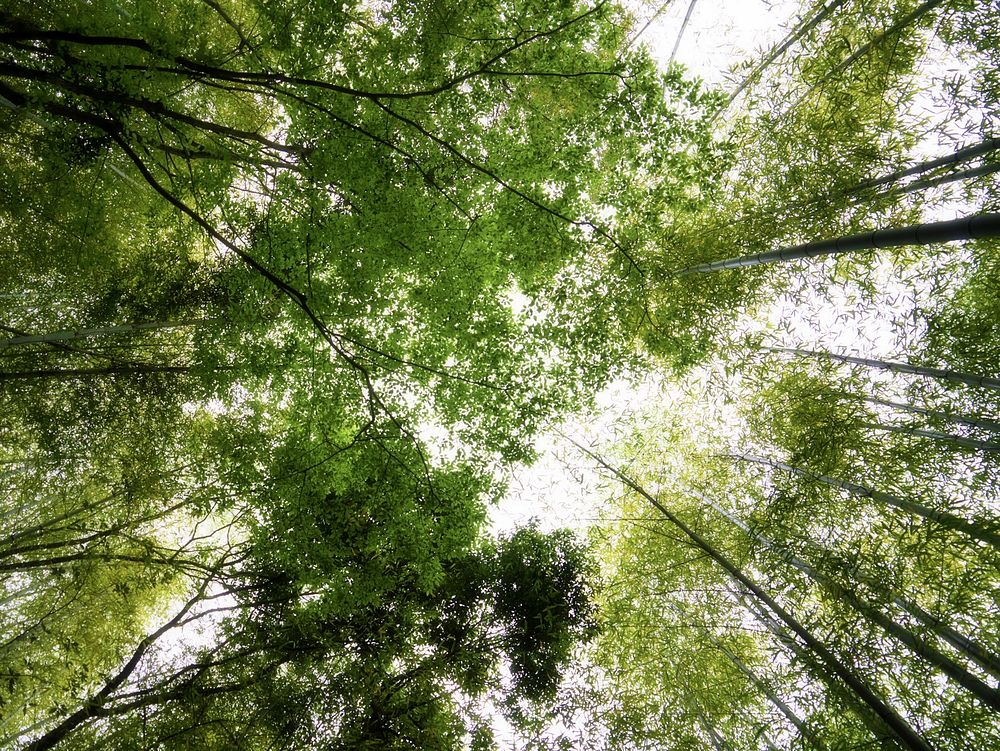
791;0;947;110
858;421;1000;452
674;213;1000;274
859;394;1000;434
669;0;699;64
723;452;1000;549
846;138;1000;194
767;346;1000;391
716;0;848;116
568;439;935;751
0;364;196;381
700;491;1000;680
0;319;219;349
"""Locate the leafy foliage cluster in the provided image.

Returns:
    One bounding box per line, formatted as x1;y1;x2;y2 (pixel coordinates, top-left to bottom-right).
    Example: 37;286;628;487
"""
586;1;1000;750
0;0;715;746
2;0;1000;749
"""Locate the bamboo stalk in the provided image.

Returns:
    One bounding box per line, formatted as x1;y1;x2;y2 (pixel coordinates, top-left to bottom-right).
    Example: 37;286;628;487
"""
674;213;1000;274
724;452;1000;549
767;346;1000;391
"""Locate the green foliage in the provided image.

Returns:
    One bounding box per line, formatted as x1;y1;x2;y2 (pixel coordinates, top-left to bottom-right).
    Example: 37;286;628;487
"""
925;240;1000;380
745;365;867;473
2;0;1000;748
584;2;1000;743
1;0;655;745
481;524;599;702
0;0;722;463
644;0;934;369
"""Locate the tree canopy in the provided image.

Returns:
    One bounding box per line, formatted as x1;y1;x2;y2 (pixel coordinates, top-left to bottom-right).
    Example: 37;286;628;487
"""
1;0;999;749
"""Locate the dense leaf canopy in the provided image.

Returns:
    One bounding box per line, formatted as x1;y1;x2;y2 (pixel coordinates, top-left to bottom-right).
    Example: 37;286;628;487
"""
1;0;999;749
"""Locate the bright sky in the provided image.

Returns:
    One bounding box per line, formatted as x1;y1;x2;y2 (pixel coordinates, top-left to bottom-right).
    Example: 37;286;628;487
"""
490;0;804;536
630;0;800;85
491;0;985;540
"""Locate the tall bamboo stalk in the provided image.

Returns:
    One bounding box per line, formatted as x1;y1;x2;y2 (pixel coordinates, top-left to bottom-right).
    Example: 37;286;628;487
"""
724;453;1000;549
569;439;935;751
699;491;1000;680
859;394;1000;434
674;213;1000;274
858;421;1000;452
846;138;1000;194
791;0;947;110
0;319;219;349
767;346;1000;391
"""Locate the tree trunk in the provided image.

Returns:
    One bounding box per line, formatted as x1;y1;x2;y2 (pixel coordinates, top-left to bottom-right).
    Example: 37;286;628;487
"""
890;598;1000;681
570;440;935;751
23;582;212;751
674;212;1000;274
733;584;903;751
711;634;828;750
0;319;219;349
725;511;1000;709
859;394;1000;434
700;491;1000;681
724;453;1000;550
671;594;827;747
845;137;1000;194
890;161;1000;196
0;365;196;381
858;421;1000;452
669;0;699;63
698;713;734;751
767;345;1000;391
847;590;1000;710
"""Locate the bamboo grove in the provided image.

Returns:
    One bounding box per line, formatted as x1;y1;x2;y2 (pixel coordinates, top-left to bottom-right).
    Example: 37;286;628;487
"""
0;0;998;750
584;1;1000;750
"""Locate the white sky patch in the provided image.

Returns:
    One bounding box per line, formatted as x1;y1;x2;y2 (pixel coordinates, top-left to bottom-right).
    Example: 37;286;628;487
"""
491;374;665;534
493;0;991;538
628;0;801;85
492;0;804;536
